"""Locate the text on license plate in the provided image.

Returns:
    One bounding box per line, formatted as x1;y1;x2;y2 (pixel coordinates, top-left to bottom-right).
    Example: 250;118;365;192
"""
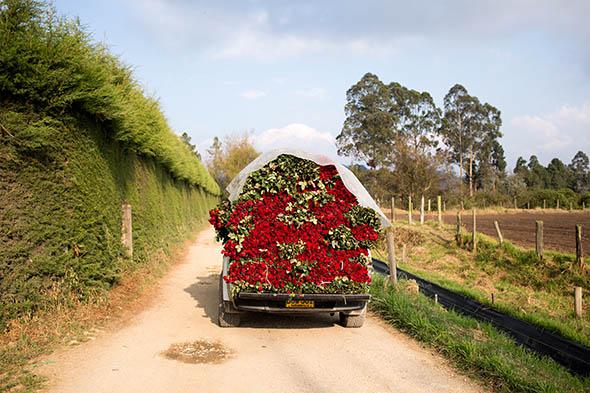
285;300;315;308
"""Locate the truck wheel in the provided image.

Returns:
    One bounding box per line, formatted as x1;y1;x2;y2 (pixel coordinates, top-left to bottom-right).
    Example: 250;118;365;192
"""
339;305;366;328
218;273;241;328
218;302;241;327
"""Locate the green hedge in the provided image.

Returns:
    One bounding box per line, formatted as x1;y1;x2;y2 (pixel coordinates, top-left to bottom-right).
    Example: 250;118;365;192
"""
0;108;218;328
0;0;219;195
0;1;221;327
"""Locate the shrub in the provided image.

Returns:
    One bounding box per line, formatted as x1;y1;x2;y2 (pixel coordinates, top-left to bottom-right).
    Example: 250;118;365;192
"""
516;188;578;209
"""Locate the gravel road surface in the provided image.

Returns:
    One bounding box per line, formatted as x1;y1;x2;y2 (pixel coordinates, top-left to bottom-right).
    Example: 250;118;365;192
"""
39;228;484;393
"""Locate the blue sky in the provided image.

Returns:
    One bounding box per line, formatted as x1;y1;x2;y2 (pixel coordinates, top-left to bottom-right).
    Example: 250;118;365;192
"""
54;0;590;168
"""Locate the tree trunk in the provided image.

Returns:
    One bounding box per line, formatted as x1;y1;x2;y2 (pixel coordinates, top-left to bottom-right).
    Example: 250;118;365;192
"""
459;155;464;201
468;149;474;197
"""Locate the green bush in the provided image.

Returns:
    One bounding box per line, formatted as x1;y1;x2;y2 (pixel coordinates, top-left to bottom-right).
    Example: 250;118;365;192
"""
516;189;578;209
0;0;219;195
462;191;511;209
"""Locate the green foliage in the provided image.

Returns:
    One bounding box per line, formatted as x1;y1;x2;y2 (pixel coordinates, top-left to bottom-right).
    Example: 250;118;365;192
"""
462;191;511;209
206;133;259;195
570;151;590;193
370;276;590;392
512;152;589;195
0;0;219;194
441;84;503;197
336;73;396;169
516;188;579;208
0;107;218;328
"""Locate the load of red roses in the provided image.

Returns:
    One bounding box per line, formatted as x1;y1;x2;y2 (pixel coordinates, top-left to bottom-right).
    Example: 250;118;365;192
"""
209;154;381;296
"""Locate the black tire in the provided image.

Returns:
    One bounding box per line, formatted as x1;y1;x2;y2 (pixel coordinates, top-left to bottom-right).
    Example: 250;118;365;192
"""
218;273;241;327
218;302;241;327
339;304;366;328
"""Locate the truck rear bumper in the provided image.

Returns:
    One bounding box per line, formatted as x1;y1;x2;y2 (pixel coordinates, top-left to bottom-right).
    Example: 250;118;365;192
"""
233;292;370;314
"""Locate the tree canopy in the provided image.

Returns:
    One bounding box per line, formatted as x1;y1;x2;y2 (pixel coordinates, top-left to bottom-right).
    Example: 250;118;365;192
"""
206;133;259;195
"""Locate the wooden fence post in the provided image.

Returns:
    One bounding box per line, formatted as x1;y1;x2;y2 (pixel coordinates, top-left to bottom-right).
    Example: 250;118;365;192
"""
494;220;504;245
543;199;546;209
443;201;446;212
391;197;396;222
536;221;544;260
402;244;407;264
514;197;517;209
570;202;573;211
408;196;413;225
575;287;583;318
455;211;462;246
121;203;133;258
472;208;477;253
386;229;397;285
420;195;425;225
557;199;560;209
576;224;584;268
527;201;530;209
437;195;442;226
428;198;431;212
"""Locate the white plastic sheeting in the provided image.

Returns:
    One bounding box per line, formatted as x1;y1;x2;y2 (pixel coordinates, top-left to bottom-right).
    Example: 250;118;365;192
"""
226;148;391;228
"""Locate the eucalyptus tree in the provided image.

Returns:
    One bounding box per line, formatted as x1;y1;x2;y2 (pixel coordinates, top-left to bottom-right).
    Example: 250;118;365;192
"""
526;155;549;188
476;139;506;192
514;156;528;175
388;82;442;197
336;73;395;170
440;84;477;198
569;151;590;192
441;84;502;197
471;102;503;192
546;158;572;189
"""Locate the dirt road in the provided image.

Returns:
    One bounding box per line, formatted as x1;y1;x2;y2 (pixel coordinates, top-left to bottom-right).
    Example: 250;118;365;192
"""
39;228;483;393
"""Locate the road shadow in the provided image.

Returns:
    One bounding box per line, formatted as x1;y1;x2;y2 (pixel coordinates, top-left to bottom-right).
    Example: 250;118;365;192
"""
184;273;339;330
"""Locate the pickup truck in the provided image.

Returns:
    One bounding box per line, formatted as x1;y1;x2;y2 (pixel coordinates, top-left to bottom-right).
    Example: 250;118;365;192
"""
218;257;370;328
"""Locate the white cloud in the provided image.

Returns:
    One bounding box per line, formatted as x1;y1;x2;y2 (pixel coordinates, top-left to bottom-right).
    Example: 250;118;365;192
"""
128;0;590;63
510;102;590;153
240;90;267;99
293;87;327;99
129;0;405;60
251;123;339;159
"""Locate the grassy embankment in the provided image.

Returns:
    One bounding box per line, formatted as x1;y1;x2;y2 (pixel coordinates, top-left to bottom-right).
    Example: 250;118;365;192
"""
370;218;590;391
0;2;219;391
375;219;589;347
370;275;590;392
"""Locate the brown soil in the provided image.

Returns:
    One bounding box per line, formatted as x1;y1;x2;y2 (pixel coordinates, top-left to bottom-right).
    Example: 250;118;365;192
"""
441;210;590;254
384;207;590;254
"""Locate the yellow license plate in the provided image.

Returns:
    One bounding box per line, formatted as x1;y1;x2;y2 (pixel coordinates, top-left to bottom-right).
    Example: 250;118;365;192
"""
285;299;315;308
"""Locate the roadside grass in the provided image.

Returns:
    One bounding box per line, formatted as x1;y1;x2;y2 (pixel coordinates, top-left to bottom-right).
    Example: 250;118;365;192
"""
374;221;590;347
370;275;590;393
0;226;205;393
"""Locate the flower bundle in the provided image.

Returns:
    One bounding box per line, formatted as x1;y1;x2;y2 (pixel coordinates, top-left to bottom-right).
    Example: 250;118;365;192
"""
209;154;381;295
